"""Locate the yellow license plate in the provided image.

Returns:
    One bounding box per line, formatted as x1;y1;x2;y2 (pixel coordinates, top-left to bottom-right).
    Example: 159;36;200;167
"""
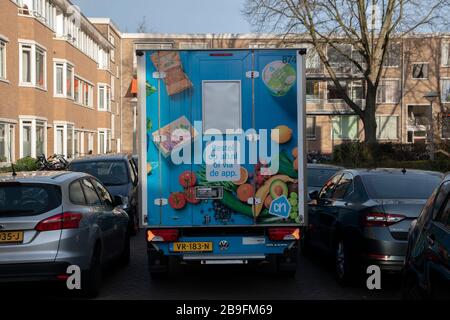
0;231;24;243
172;242;213;252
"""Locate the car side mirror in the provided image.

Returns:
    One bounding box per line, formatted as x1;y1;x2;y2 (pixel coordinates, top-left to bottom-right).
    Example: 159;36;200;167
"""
309;190;319;200
113;195;125;207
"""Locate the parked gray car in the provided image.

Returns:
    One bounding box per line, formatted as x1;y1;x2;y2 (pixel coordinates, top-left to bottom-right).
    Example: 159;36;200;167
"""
0;171;130;297
304;168;443;285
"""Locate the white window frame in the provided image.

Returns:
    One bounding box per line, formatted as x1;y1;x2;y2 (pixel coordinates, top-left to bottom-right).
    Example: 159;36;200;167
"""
53;59;74;99
442;41;450;67
306;116;317;140
74;75;94;108
0;121;15;163
19;40;47;89
377;79;400;104
97;128;111;154
0;38;7;81
332;115;359;141
441;78;450;104
19;116;47;158
411;62;429;80
53;121;75;159
98;83;111;112
376;115;399;141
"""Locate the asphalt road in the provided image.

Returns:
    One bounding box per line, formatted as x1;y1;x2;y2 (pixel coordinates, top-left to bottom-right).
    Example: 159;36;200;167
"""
2;234;402;300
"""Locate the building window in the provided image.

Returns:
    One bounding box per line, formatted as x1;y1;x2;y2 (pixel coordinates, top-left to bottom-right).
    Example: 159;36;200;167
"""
248;43;277;48
74;131;84;158
54;60;74;98
19;117;47;158
111;75;115;101
98;129;111;154
98;49;109;70
306;116;316;139
98;84;111;111
306;47;322;74
0;40;6;80
327;44;352;74
376;116;398;140
442;114;450;139
306;80;321;101
87;132;94;154
19;42;46;89
377;79;400;104
74;77;94;107
383;43;401;67
332;115;359;140
327;80;364;104
54;122;75;159
179;42;209;49
442;42;450;67
0;123;14;163
441;79;450;103
412;63;429;79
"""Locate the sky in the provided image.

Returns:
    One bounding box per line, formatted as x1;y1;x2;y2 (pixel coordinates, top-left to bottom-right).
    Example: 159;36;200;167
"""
72;0;252;34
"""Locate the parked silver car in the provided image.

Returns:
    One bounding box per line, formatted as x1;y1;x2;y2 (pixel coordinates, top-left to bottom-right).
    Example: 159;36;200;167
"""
0;171;130;297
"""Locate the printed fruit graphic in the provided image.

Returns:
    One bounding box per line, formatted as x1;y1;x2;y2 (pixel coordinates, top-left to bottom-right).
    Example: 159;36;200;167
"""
264;195;273;209
168;192;186;210
269;179;289;199
184;187;200;204
237;184;255;203
179;171;197;188
262;60;296;97
233;167;249;185
288;182;298;195
292;147;298;158
252;175;297;217
271;125;292;144
293;158;298;171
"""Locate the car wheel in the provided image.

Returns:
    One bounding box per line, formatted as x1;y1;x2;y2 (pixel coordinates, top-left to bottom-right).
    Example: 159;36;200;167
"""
335;240;355;286
300;231;312;256
402;269;423;300
81;247;103;298
118;232;131;267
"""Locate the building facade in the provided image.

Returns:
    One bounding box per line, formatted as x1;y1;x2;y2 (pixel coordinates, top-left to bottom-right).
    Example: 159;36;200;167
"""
119;33;450;154
2;1;450;162
0;0;121;165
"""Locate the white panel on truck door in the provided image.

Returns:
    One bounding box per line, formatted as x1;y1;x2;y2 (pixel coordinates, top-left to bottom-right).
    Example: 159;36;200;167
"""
202;80;242;133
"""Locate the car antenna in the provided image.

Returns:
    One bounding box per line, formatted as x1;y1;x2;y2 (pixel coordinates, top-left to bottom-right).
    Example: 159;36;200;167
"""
401;168;407;175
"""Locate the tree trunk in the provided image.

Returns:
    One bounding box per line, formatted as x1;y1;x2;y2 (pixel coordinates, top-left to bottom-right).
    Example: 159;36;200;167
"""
362;86;378;144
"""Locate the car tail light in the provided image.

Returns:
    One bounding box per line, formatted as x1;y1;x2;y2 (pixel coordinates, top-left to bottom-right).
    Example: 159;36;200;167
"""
35;212;83;231
363;212;406;227
268;228;300;241
147;229;179;242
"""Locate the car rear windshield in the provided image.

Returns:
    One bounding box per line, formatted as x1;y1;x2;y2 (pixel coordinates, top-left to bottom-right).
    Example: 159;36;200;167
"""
363;174;441;199
0;183;62;217
307;168;340;187
70;161;129;186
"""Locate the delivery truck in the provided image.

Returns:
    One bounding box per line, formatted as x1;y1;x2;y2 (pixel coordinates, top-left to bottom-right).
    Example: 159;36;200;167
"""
136;47;307;278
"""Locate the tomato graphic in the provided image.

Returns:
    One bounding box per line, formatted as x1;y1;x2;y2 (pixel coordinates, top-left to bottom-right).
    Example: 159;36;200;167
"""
179;171;197;188
185;187;200;204
168;192;186;210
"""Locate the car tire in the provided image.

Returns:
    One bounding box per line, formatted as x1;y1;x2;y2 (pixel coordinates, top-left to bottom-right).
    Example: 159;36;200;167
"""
128;212;139;236
300;231;312;256
81;247;103;298
334;240;356;286
118;232;131;267
402;269;423;300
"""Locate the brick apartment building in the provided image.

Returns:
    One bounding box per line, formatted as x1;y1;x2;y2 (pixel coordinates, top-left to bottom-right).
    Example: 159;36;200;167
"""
2;0;450;165
0;0;121;164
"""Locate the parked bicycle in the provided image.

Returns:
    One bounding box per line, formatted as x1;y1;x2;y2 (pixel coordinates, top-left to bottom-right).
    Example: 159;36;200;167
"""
36;154;69;171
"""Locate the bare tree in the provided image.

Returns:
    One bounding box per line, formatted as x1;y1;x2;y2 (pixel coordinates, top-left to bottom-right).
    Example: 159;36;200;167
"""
136;16;148;33
244;0;450;143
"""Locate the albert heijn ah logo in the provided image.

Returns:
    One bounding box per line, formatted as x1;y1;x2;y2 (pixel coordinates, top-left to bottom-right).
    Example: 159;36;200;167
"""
269;195;291;218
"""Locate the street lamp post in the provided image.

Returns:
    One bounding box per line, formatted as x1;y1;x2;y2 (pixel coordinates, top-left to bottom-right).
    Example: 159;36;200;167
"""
424;91;439;161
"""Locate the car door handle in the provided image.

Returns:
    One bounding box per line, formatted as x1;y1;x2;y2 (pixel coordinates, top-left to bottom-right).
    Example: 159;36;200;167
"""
427;234;435;246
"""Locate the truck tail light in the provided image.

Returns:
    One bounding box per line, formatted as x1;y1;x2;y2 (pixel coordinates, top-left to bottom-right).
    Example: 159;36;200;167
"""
35;212;83;231
268;228;300;241
363;212;406;227
147;229;179;242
